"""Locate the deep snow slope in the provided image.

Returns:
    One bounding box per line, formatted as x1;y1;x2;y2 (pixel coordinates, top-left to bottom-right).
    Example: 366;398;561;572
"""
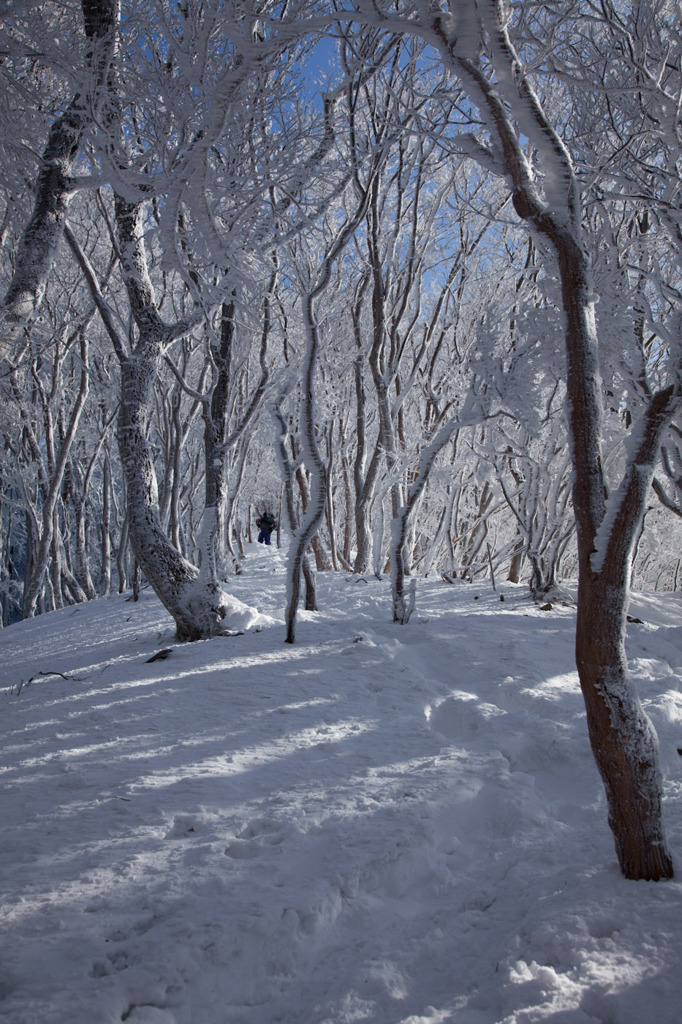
2;545;682;1024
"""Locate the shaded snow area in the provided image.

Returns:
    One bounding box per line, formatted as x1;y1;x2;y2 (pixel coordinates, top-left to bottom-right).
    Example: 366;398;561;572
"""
2;544;682;1024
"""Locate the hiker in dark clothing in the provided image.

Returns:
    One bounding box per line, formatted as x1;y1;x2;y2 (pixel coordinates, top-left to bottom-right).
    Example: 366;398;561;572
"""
256;511;277;545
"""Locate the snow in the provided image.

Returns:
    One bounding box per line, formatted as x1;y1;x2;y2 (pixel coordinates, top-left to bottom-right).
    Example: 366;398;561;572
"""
2;543;682;1024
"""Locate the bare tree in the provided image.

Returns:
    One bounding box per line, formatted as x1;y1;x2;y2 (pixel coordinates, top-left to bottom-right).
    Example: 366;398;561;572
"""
415;0;678;879
282;186;374;642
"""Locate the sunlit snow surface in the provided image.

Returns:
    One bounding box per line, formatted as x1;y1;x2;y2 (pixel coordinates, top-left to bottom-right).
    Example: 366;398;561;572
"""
2;544;682;1024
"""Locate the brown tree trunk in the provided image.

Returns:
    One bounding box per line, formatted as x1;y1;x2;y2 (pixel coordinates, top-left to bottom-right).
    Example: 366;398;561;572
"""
577;577;673;880
545;152;675;883
431;1;678;878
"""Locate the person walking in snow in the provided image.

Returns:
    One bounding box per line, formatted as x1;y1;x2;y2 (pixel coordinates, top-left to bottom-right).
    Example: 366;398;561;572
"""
256;511;277;545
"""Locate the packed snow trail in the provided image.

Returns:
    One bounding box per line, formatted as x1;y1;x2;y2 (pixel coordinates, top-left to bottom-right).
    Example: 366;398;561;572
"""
1;545;682;1023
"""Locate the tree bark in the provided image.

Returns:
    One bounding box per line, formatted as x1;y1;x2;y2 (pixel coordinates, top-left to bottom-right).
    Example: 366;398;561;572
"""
272;405;318;621
428;0;677;878
113;198;227;638
0;0;120;362
551;229;676;879
283;287;328;643
20;329;90;619
100;449;113;596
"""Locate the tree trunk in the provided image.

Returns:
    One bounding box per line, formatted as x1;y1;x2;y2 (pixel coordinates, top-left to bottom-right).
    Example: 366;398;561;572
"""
20;330;90;619
507;534;525;583
429;1;678;877
73;495;98;601
577;575;673;880
272;406;317;622
100;449;112;595
70;194;230;639
554;234;675;879
0;0;119;362
390;412;472;621
118;344;225;641
284;283;331;643
116;514;129;593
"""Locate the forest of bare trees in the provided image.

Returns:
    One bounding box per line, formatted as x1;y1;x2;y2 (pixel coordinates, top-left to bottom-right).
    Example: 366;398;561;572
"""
2;0;682;878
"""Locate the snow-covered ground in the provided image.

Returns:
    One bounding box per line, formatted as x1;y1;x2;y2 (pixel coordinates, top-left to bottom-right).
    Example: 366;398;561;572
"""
2;543;682;1024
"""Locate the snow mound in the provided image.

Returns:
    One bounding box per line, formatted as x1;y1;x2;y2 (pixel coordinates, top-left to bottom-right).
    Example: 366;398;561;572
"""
220;590;278;631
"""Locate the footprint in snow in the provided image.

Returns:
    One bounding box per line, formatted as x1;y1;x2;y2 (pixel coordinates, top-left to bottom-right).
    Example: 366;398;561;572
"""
224;817;287;858
164;815;197;839
224;839;260;859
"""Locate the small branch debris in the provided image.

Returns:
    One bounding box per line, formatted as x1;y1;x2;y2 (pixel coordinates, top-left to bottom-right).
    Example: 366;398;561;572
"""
9;670;80;697
146;648;173;663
